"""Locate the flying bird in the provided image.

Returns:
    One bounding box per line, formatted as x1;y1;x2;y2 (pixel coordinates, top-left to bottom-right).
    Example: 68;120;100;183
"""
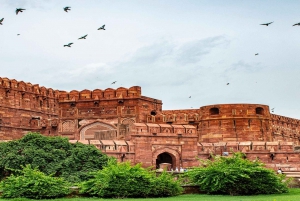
17;34;20;36
0;18;4;25
64;43;73;47
111;81;117;84
16;8;26;15
189;96;191;98
271;108;275;113
227;83;230;85
98;25;105;30
255;53;259;56
64;7;71;12
293;22;300;26
78;34;88;40
260;21;273;26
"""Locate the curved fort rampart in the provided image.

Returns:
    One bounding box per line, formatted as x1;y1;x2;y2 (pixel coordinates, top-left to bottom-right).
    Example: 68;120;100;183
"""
198;104;272;143
153;104;300;144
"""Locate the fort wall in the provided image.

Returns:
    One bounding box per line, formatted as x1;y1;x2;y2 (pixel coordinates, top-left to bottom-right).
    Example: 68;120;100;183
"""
271;114;300;143
129;123;199;168
154;104;300;144
198;104;272;143
198;141;300;171
0;77;59;139
58;86;163;140
1;76;300;171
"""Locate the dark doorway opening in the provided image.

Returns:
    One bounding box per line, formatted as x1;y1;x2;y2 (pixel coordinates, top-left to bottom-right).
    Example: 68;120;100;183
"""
156;152;174;170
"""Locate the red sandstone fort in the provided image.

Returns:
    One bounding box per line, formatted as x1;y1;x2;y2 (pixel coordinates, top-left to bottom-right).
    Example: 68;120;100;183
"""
1;77;300;171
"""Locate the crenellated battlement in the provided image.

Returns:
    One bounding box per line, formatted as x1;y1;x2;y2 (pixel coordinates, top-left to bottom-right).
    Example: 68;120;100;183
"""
199;103;271;119
271;114;300;125
0;77;59;112
0;77;59;100
0;77;59;140
58;86;142;102
270;114;300;142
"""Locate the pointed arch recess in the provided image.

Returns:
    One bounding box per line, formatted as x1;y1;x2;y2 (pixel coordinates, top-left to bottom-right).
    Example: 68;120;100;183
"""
78;121;117;140
152;147;181;169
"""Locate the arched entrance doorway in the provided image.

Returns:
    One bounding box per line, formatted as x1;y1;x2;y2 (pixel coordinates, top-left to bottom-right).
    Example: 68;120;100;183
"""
152;148;181;170
156;152;175;170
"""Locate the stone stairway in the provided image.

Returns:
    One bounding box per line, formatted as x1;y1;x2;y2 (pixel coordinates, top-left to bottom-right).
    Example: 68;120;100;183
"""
282;171;300;178
265;163;300;178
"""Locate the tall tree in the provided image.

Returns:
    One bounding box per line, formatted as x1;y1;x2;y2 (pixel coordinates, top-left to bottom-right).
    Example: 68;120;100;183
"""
0;132;110;183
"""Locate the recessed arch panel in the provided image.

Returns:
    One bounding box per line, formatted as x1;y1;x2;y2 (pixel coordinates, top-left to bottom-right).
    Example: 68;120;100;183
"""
79;121;117;140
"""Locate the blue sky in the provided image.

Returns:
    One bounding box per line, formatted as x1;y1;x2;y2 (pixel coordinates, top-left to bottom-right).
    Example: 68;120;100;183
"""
1;0;300;118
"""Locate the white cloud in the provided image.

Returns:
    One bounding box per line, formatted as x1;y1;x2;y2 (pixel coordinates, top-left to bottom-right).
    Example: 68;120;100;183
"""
111;36;230;87
69;62;113;77
3;0;56;9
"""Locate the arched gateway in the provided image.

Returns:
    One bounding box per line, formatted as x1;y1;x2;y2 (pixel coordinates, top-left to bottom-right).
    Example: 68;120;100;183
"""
152;148;181;170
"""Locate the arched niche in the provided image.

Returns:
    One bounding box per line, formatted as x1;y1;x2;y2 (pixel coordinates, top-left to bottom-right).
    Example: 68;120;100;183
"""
78;121;117;140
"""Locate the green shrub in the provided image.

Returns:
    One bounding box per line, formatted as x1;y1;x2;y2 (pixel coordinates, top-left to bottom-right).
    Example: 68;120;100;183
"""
79;160;182;198
0;165;70;199
187;152;289;195
0;132;110;183
151;171;183;197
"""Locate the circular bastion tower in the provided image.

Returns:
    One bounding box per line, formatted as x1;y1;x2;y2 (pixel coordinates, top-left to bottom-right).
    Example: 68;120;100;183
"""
198;104;272;143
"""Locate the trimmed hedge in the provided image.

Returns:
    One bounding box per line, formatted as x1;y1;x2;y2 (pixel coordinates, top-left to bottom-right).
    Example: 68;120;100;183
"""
79;160;183;198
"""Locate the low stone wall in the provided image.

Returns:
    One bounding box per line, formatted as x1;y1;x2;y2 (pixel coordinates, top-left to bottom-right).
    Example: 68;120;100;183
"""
182;185;201;194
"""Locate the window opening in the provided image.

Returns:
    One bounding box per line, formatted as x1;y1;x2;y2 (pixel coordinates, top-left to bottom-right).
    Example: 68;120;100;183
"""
209;107;219;115
256;107;264;115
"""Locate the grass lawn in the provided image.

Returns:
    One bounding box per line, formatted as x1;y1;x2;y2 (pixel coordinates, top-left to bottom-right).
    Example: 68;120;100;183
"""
2;189;300;201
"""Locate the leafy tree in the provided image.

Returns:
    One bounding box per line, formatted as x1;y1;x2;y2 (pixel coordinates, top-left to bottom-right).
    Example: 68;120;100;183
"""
0;164;70;199
0;132;110;183
60;142;110;183
187;152;289;195
79;160;182;198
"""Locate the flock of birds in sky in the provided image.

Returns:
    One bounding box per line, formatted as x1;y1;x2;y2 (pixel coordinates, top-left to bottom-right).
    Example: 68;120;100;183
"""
60;7;105;47
63;24;105;47
1;8;300;112
186;20;300;111
0;7;106;47
260;21;300;26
